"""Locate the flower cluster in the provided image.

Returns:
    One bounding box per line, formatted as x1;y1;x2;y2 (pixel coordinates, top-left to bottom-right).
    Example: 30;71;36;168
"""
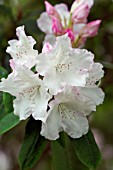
0;26;104;140
37;0;101;47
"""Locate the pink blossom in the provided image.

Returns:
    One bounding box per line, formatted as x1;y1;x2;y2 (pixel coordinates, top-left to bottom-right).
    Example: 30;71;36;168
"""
64;29;75;42
72;3;90;23
37;1;101;48
81;20;101;37
52;18;63;35
45;1;60;19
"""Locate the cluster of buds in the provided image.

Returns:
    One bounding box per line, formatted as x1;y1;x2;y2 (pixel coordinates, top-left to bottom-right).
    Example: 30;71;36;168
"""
37;0;101;47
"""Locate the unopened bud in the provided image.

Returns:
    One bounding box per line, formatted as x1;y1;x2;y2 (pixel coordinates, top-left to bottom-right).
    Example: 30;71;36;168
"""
45;1;60;19
52;18;63;35
81;20;101;37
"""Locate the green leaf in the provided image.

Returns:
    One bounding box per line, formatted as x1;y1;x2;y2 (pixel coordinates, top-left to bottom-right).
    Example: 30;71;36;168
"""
100;61;113;69
3;92;14;113
18;117;48;170
72;130;101;170
0;66;8;79
0;112;20;135
51;132;88;170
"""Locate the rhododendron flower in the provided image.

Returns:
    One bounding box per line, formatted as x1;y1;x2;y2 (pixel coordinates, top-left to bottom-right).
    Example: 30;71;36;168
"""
6;26;38;69
41;58;104;140
0;64;51;121
36;35;94;95
0;26;104;140
37;0;101;47
41;84;104;140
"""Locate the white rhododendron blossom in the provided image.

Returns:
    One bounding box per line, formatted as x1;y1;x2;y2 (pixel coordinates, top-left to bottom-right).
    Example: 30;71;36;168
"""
0;26;104;140
37;0;101;48
36;35;94;95
41;85;104;140
6;26;38;69
0;64;51;121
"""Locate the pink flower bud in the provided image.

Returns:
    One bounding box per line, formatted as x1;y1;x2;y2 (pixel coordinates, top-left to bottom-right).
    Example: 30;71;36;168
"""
72;3;90;23
52;18;63;35
71;0;94;13
42;42;52;53
64;29;75;42
45;1;60;19
81;20;101;37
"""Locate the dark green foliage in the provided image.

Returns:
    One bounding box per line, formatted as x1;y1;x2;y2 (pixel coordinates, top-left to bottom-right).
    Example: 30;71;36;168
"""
18;117;48;170
3;92;14;113
72;130;101;169
0;112;20;135
51;132;88;170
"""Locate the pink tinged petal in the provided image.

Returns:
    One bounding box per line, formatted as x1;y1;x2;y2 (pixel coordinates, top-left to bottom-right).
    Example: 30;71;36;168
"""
9;59;16;71
42;42;52;53
84;0;94;8
64;29;75;42
55;3;68;12
52;18;63;35
72;3;90;23
54;4;70;28
45;1;60;19
6;26;38;69
37;12;52;34
81;20;101;38
71;0;94;13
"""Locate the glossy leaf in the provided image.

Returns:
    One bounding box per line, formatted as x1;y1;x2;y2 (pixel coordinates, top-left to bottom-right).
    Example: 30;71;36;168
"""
3;92;14;113
18;117;48;170
72;130;101;170
0;112;20;135
51;132;88;170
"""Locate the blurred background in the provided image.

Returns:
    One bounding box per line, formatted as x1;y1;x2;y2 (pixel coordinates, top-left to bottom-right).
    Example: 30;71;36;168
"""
0;0;113;169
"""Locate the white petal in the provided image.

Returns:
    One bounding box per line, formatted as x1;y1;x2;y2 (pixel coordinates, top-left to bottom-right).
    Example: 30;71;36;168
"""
32;86;51;122
55;85;104;116
86;63;104;86
41;105;63;140
0;64;41;96
37;12;52;34
72;0;94;10
85;0;94;8
55;3;68;12
14;86;51;121
73;23;85;32
43;34;56;45
62;110;89;138
55;3;70;27
13;95;33;120
80;87;105;115
6;26;38;69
